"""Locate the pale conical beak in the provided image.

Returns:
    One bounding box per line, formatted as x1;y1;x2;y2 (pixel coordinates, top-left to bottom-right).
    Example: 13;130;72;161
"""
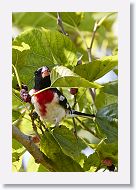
41;67;50;78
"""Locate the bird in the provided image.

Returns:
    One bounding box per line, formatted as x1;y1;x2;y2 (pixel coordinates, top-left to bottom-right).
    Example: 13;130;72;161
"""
28;66;95;126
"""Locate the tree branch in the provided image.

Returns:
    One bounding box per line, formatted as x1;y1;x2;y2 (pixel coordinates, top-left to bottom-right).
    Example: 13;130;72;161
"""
12;125;56;172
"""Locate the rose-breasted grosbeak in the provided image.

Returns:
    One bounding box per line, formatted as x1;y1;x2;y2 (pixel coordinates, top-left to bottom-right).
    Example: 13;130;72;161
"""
29;66;95;126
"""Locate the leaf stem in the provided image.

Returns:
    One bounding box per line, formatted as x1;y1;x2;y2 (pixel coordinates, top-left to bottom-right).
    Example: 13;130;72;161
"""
72;94;77;109
12;64;22;90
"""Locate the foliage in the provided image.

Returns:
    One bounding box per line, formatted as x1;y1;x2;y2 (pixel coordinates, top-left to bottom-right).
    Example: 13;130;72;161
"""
12;12;118;172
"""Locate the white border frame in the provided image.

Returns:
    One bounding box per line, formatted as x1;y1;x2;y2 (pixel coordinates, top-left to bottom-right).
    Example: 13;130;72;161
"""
0;0;130;184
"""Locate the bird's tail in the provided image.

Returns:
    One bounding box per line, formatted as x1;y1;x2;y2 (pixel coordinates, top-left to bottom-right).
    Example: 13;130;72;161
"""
68;110;95;119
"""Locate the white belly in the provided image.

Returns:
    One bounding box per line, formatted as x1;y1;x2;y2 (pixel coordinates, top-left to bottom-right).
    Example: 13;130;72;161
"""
29;89;66;124
42;102;66;124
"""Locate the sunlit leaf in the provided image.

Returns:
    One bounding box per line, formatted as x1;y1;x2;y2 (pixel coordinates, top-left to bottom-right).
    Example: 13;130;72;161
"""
12;12;83;30
74;55;118;82
12;28;77;87
40;131;84;172
96;103;118;143
53;126;86;162
95;80;118;109
51;66;102;88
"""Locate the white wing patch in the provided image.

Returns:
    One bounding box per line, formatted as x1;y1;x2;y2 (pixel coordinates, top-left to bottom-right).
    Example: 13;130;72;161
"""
66;103;70;108
59;95;65;101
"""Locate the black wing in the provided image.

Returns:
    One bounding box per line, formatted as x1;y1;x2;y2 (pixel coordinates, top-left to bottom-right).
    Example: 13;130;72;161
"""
52;88;71;111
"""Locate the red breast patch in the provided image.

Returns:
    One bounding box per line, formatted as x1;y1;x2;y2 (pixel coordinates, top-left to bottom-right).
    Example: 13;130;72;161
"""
35;90;54;116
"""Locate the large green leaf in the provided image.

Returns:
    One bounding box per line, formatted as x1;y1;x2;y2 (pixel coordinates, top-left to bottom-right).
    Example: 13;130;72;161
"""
52;126;86;162
95;93;117;110
51;65;102;88
100;80;118;96
12;28;77;86
12;12;83;30
40;131;83;172
13;12;56;30
95;103;118;143
74;55;118;82
95;80;118;109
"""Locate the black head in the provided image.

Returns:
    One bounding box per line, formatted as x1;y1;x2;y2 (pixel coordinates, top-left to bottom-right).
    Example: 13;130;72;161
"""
34;66;51;90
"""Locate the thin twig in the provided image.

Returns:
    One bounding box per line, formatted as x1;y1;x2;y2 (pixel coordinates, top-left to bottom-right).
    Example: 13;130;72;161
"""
57;12;68;36
29;106;41;139
72;94;77;110
87;22;98;62
37;116;48;132
89;88;97;111
72;118;77;140
12;64;22;90
12;125;56;171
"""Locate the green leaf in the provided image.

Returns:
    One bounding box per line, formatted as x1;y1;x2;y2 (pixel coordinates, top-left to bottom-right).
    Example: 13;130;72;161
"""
12;155;23;172
74;55;118;82
12;90;22;110
12;139;26;172
113;69;118;75
95;103;118;143
96;141;118;165
40;131;84;172
75;88;92;112
12;28;77;86
95;81;118;109
83;152;101;172
18;110;34;135
51;66;102;88
12;110;22;122
12;139;25;152
78;12;95;31
12;139;26;162
58;12;83;27
101;80;118;96
12;12;83;30
13;12;57;30
53;126;86;162
95;93;117;110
